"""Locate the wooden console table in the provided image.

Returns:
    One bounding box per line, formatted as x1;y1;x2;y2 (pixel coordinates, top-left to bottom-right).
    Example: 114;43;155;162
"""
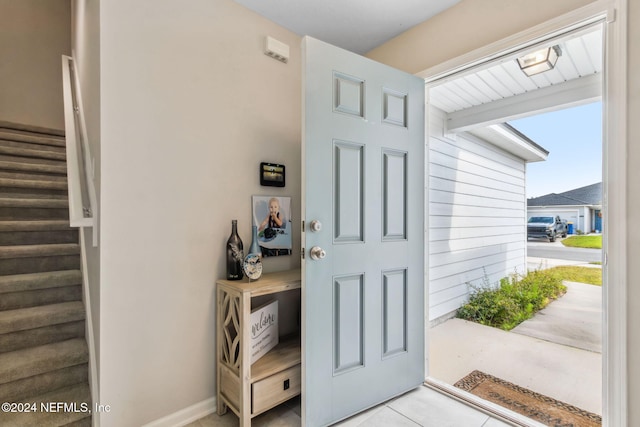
216;269;301;427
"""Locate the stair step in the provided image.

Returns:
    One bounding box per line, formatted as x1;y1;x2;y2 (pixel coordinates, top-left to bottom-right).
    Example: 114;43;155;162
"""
0;271;82;294
0;243;80;259
0;338;88;384
0;220;71;232
0;197;68;209
0;383;91;427
0;285;82;311
0;190;68;203
0;220;76;246
0;208;68;221
0;302;85;335
0;177;67;191
0;131;66;148
0;320;85;353
0;231;77;246
0;230;77;246
0;364;87;403
0;154;67;168
0;197;69;220
0;121;65;138
0;244;80;276
0;254;79;275
0;138;66;154
0;160;67;175
0;171;67;183
0;145;65;162
0;191;68;200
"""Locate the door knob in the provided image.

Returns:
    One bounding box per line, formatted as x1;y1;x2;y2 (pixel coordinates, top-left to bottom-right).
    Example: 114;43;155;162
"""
310;246;326;260
309;220;322;232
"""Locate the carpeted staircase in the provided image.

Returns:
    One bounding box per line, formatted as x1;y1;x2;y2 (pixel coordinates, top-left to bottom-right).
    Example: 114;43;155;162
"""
0;122;91;426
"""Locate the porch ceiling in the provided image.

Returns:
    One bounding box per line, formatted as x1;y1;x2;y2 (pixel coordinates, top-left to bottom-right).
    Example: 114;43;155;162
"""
429;25;603;133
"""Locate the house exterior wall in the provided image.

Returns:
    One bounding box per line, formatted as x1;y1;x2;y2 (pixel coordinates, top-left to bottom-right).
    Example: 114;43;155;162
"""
0;0;71;129
429;107;526;321
98;1;301;425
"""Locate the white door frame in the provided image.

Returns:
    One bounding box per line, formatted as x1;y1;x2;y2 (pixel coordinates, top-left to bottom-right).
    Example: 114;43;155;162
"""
418;1;627;426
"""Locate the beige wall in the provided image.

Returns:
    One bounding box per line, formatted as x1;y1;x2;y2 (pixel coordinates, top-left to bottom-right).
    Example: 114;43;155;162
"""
0;0;70;129
99;0;301;425
366;0;594;75
370;0;638;424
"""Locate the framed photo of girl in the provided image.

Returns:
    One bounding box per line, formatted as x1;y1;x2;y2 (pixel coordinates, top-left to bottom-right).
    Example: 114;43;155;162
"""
251;196;292;257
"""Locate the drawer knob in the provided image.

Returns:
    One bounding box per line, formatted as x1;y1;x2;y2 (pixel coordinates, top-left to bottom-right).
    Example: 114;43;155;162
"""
284;379;290;390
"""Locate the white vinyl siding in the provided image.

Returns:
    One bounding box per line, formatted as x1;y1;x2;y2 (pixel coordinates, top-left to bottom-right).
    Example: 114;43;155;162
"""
428;107;527;321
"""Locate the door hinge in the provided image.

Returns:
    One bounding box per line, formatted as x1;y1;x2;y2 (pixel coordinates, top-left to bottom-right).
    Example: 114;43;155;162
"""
301;220;305;233
301;247;305;259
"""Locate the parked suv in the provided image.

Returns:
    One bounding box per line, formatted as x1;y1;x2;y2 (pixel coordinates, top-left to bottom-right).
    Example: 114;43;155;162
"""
527;216;568;242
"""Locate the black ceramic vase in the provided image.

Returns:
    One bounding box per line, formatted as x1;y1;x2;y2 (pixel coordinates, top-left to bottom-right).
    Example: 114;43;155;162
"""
226;220;244;280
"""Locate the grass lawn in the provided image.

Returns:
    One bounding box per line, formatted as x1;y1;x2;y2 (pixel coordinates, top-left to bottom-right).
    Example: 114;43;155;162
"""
562;234;602;249
546;266;602;286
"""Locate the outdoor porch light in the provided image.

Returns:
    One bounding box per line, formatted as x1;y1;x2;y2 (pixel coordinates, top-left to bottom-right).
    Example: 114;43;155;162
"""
517;45;562;77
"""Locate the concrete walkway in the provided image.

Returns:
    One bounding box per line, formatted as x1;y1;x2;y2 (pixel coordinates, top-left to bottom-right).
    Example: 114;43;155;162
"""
512;281;602;353
430;259;603;416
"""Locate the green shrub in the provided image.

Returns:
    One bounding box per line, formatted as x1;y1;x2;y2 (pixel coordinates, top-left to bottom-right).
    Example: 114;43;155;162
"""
456;269;566;330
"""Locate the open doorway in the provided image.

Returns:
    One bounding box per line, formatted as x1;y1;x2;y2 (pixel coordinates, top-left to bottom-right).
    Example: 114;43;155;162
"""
424;20;607;426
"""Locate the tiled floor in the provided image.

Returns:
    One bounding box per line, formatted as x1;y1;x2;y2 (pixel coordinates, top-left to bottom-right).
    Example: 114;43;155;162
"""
186;386;513;427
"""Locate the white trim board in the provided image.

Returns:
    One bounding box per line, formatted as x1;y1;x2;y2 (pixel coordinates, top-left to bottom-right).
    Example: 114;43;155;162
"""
420;1;627;426
447;73;601;133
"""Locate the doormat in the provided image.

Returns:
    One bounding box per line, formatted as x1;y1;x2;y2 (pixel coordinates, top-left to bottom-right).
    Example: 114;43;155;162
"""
454;370;601;427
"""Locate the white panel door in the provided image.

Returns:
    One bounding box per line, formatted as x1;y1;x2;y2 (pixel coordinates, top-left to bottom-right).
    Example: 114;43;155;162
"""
302;36;425;427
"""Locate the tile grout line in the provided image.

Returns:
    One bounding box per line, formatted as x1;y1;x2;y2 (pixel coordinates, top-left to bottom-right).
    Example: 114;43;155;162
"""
382;405;423;427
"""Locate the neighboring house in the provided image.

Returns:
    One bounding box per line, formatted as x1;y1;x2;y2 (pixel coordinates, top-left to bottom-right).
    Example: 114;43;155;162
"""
527;182;602;234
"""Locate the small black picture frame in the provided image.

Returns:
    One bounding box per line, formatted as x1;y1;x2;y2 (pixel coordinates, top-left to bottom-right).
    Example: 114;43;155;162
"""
260;162;285;187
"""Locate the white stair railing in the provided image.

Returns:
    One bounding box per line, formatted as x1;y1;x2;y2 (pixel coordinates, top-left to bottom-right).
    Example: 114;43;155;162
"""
61;55;98;246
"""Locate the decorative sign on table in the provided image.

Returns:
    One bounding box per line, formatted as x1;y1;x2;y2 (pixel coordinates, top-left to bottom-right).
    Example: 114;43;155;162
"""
250;299;279;364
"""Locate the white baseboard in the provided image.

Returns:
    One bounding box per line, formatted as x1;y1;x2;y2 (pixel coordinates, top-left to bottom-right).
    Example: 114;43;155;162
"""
142;397;217;427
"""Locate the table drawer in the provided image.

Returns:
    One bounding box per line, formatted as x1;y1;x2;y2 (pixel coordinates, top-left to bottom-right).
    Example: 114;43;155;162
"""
252;364;301;415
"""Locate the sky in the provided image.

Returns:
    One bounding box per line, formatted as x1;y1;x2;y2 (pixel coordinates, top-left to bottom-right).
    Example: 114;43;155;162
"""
509;101;602;199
